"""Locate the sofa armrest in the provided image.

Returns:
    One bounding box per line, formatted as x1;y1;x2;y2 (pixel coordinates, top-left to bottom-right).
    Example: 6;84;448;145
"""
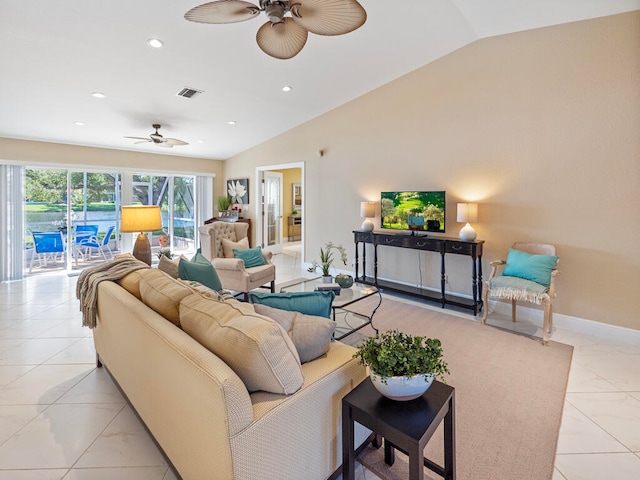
213;257;247;272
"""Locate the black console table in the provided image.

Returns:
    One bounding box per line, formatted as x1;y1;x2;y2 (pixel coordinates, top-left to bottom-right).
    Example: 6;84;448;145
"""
353;231;484;315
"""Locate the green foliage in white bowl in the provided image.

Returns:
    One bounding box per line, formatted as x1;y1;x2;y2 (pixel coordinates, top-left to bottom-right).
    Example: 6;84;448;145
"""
353;329;449;383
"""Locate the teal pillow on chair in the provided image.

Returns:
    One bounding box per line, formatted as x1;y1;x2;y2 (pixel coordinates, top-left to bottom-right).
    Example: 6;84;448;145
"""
233;247;267;268
178;254;222;291
248;291;335;319
502;248;558;287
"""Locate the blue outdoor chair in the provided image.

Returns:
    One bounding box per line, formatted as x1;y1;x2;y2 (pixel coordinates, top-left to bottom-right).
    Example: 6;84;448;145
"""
75;224;99;244
79;226;115;262
29;231;66;272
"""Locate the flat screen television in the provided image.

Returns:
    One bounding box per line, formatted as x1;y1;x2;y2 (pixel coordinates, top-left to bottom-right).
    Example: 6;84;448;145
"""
381;191;446;232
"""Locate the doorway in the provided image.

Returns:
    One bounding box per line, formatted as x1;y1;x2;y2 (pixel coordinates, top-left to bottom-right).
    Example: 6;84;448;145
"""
255;162;304;260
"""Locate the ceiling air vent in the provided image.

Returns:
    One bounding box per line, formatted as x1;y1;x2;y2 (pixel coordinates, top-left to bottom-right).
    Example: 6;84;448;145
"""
176;87;204;99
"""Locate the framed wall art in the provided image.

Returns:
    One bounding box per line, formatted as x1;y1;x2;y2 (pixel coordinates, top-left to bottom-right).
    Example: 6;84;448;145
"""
227;178;249;204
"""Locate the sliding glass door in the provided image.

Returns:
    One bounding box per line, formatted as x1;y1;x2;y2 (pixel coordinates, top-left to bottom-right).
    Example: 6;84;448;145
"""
23;168;197;275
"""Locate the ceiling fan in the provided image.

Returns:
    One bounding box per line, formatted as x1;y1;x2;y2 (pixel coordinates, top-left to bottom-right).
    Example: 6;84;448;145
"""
184;0;367;60
124;124;189;148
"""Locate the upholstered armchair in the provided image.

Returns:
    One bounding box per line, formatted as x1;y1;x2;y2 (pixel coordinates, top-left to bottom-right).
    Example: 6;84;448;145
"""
198;221;275;300
482;242;559;344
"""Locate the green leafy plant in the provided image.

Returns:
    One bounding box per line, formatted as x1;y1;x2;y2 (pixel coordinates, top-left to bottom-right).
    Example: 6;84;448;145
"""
353;330;449;384
217;196;231;212
157;248;174;260
307;241;348;276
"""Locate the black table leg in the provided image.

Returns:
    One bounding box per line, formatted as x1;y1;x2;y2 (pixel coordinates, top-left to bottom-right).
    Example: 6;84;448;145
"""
341;403;355;480
444;393;456;479
384;439;395;465
409;442;425;480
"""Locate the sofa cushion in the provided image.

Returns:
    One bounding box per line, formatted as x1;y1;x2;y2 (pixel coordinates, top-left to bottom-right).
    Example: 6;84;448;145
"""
117;270;144;300
233;246;267;268
253;304;335;363
177;279;239;303
157;254;185;279
180;294;303;394
178;253;223;291
222;237;249;258
249;291;335;319
139;269;194;326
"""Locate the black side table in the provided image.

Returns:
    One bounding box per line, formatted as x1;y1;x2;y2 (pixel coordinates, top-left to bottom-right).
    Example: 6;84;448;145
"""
342;378;455;480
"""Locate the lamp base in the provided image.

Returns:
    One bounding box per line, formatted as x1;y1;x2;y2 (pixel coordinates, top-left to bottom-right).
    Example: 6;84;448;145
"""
132;233;152;266
361;219;374;232
459;223;477;242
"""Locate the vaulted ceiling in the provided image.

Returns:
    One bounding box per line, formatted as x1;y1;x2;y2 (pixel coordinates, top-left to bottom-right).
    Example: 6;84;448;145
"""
1;0;638;160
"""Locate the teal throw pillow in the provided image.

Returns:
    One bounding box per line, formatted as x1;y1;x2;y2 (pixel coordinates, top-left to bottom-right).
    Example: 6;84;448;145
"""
233;246;267;268
248;291;335;319
502;248;559;287
178;254;222;291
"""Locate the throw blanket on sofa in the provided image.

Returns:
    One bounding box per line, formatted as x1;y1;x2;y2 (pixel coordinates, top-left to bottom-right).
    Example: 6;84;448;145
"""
77;256;150;328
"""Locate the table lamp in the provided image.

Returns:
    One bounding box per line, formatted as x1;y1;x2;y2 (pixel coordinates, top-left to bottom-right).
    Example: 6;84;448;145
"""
457;203;478;241
120;205;163;265
360;202;376;232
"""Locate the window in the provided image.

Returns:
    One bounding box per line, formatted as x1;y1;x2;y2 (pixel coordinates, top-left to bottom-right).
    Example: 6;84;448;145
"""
21;168;201;275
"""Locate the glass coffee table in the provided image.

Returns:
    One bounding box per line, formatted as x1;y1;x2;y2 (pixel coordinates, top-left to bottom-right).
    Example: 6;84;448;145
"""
280;277;382;340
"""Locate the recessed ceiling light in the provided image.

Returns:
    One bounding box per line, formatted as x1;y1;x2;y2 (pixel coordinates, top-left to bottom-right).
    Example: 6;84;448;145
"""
73;121;85;126
227;120;236;125
147;38;164;49
197;139;205;143
282;86;292;92
91;92;106;99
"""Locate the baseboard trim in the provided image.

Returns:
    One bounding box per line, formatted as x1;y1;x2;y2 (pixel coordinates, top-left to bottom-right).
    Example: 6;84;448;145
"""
488;301;640;346
332;268;640;346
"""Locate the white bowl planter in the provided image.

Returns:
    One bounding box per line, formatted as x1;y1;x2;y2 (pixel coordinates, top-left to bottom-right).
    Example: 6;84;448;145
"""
370;371;434;401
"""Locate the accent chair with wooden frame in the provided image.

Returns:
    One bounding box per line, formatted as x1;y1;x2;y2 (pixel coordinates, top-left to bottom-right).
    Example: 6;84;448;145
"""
482;242;559;344
198;221;275;300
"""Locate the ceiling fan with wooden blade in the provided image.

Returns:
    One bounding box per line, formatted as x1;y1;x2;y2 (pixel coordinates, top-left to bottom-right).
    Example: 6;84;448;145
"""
124;124;189;148
184;0;366;60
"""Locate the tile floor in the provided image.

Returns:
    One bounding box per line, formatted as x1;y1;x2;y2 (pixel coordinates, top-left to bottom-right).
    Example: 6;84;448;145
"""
0;245;638;479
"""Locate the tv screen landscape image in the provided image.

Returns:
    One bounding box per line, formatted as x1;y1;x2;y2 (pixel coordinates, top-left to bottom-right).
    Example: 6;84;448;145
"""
381;191;446;232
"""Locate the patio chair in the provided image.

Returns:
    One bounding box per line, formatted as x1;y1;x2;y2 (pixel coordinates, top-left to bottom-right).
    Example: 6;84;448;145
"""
75;224;99;244
79;225;115;262
29;231;66;272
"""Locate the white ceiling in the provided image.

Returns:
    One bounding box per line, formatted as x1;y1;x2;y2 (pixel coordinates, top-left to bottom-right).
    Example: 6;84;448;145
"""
1;0;638;160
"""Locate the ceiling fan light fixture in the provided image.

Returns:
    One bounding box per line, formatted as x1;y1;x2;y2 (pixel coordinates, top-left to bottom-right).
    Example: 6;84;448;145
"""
124;124;188;147
265;3;286;23
184;0;366;59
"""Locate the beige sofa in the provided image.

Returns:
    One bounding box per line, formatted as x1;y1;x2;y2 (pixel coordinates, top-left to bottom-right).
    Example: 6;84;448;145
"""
92;268;369;480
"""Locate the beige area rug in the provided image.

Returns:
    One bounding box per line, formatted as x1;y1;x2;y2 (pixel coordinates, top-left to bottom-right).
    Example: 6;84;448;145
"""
340;296;573;480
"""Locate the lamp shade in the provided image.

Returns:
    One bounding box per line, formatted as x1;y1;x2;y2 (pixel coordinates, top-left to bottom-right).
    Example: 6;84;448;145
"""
120;205;163;233
456;203;478;223
360;202;376;218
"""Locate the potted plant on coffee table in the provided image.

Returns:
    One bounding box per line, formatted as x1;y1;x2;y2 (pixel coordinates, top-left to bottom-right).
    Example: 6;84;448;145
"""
353;329;449;401
307;241;348;283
